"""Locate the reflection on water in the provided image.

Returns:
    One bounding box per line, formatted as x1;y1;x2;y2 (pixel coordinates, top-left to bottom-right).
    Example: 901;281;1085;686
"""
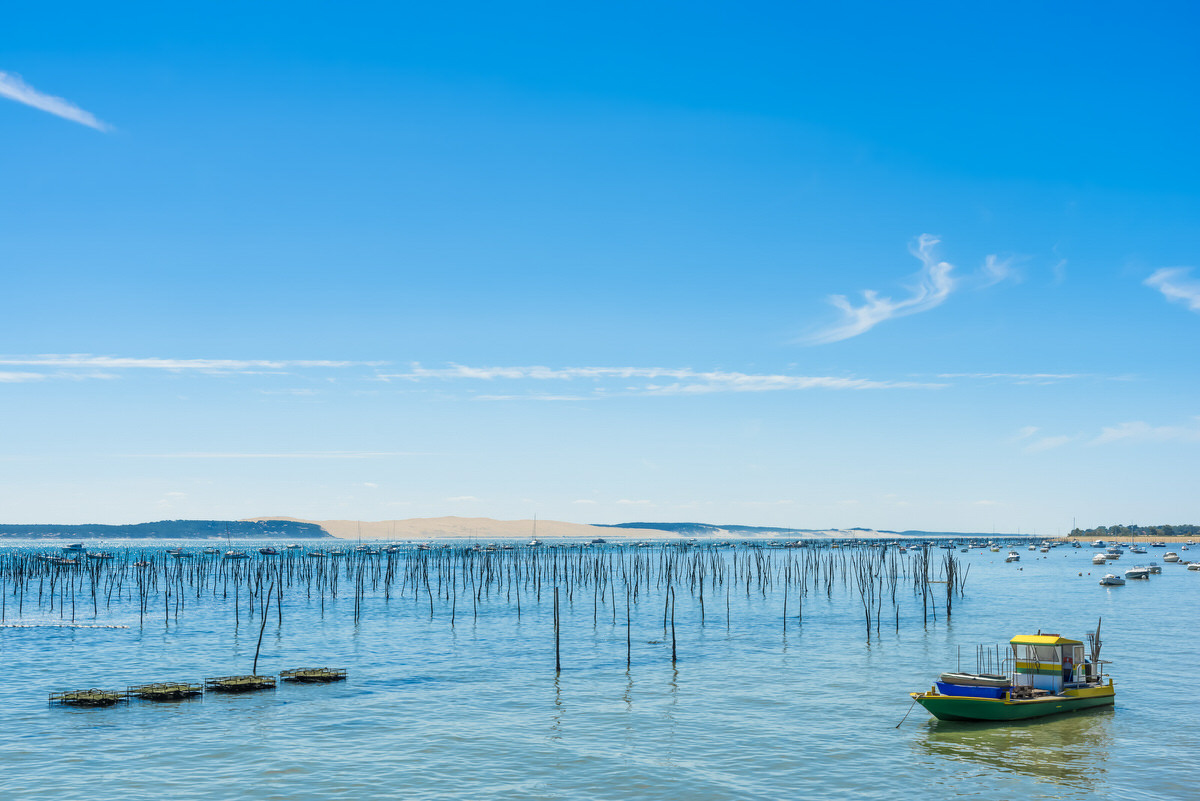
917;707;1115;788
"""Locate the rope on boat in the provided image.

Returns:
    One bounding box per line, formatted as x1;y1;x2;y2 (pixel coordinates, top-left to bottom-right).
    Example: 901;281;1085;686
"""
895;695;920;728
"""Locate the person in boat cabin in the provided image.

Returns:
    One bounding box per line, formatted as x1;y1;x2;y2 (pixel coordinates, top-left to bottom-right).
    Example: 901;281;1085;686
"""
1062;653;1074;683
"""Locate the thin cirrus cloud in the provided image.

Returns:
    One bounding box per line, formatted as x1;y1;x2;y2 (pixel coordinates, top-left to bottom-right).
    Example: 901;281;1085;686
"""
1144;267;1200;312
0;354;382;376
804;235;1016;345
0;71;111;131
1013;425;1072;453
383;364;943;397
125;451;420;459
804;234;956;345
1092;418;1200;445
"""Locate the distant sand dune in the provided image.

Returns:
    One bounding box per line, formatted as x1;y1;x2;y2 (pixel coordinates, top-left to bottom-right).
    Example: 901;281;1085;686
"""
244;516;673;541
244;516;899;541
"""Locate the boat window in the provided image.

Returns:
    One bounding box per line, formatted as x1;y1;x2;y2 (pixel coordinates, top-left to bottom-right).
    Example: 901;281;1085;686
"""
1033;645;1060;663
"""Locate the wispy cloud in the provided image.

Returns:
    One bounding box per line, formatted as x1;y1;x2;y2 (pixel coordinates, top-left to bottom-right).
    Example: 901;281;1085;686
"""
805;236;1022;344
0;71;111;131
805;234;957;344
1092;418;1200;445
445;495;481;502
1025;435;1071;453
0;371;47;383
940;372;1084;385
1012;425;1073;452
0;354;378;372
385;363;942;398
1145;267;1200;312
125;451;420;459
980;255;1019;287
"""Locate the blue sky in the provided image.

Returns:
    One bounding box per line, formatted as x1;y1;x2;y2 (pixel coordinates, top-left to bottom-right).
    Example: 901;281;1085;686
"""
2;2;1198;532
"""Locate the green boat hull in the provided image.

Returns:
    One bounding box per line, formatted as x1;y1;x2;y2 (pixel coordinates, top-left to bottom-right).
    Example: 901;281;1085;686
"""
916;692;1114;722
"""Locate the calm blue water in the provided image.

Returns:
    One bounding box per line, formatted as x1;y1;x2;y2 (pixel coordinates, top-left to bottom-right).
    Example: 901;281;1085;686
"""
2;541;1198;800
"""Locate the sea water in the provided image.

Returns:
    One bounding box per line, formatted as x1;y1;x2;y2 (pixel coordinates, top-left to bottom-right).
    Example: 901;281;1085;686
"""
1;542;1197;800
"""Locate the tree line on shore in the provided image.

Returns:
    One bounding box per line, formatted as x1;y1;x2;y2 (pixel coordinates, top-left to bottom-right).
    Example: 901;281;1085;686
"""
1069;523;1199;539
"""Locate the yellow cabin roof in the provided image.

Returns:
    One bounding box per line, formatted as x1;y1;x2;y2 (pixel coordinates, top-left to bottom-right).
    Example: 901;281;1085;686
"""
1009;634;1083;646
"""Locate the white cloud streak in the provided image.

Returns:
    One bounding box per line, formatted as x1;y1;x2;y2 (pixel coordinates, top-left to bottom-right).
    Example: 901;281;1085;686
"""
940;372;1084;384
1092;419;1200;445
0;71;111;131
0;371;47;383
125;451;421;459
1025;435;1071;453
385;364;942;396
806;234;957;344
1145;267;1200;312
980;255;1018;287
0;354;379;371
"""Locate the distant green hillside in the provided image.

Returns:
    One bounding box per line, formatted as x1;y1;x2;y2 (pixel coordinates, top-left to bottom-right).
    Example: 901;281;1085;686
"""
0;519;331;539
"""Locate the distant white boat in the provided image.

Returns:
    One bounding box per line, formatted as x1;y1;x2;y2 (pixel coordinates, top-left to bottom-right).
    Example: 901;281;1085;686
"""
1123;567;1150;580
1006;551;1020;562
1099;574;1126;586
61;543;85;553
1164;552;1180;562
1092;554;1108;565
1091;540;1106;548
223;550;249;560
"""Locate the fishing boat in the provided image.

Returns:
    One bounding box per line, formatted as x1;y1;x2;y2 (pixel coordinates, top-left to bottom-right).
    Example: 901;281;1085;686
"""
1091;553;1108;565
1005;551;1020;562
1099;574;1125;586
1164;552;1180;562
1123;566;1150;580
61;543;85;553
259;547;280;556
910;626;1115;722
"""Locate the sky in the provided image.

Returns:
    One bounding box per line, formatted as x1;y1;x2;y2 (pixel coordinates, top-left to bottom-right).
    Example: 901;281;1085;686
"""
2;2;1199;533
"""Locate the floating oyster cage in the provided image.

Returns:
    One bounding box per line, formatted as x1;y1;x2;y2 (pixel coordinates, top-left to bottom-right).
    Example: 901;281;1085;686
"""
127;682;203;701
279;667;348;684
204;674;277;693
49;689;126;707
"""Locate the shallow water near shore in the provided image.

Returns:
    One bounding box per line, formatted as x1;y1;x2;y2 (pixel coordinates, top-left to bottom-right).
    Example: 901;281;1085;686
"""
2;541;1198;800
